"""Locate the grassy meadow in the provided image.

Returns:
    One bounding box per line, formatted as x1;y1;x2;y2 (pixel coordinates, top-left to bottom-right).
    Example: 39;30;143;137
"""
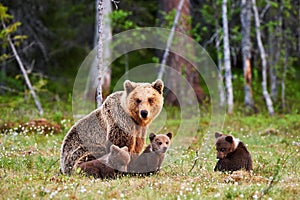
0;98;299;200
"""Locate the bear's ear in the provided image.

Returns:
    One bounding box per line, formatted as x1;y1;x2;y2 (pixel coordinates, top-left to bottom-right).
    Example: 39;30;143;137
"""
225;136;234;143
166;132;173;140
121;146;129;152
215;132;223;139
110;144;119;153
152;79;164;94
149;133;156;142
124;80;137;94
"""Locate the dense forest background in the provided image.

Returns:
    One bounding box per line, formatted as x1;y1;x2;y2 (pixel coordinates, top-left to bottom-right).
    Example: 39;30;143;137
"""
0;0;299;116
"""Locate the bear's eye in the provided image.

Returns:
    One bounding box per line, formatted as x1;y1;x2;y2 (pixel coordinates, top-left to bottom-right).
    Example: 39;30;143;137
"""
220;148;226;152
158;142;162;145
136;99;142;104
148;98;153;104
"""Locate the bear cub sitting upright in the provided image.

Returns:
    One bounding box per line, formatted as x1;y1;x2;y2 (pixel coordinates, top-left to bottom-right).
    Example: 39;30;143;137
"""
214;132;252;172
128;132;172;174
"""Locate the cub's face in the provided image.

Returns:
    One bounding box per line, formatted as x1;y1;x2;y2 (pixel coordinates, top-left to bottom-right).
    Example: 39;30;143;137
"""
149;132;172;154
124;79;164;126
109;145;131;172
215;132;236;159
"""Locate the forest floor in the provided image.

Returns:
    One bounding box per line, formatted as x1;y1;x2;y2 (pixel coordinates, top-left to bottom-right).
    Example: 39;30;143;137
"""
0;100;299;200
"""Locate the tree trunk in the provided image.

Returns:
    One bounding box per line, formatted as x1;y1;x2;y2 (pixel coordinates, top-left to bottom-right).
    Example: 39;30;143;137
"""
268;2;284;102
85;0;112;104
281;42;287;110
216;27;225;106
252;0;274;116
298;1;300;56
96;0;105;108
268;26;278;101
281;15;288;110
3;22;44;115
0;48;6;95
222;0;234;114
240;0;254;110
159;0;205;106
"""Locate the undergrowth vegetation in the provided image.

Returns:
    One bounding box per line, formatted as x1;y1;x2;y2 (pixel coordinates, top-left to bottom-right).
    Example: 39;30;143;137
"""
0;99;299;200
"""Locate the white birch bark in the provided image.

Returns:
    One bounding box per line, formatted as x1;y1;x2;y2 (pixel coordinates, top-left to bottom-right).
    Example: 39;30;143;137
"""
85;0;111;103
222;0;234;114
252;0;274;115
157;0;185;80
3;23;44;115
96;0;104;108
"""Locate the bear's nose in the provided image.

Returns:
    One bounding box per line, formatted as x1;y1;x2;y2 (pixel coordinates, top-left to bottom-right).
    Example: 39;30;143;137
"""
162;147;167;153
140;110;148;119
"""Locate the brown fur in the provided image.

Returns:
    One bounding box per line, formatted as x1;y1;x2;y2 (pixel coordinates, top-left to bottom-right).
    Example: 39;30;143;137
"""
60;80;164;175
214;132;253;172
128;132;172;174
75;145;130;179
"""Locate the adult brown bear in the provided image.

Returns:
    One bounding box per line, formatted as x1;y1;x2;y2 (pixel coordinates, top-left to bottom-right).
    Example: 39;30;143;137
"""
60;79;164;175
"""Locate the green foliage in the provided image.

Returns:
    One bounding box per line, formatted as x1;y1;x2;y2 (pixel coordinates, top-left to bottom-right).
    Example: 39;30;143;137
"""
110;10;136;32
0;3;12;21
0;4;26;49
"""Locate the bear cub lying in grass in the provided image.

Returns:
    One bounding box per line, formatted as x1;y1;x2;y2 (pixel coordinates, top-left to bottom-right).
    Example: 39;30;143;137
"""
214;132;253;172
128;132;172;174
75;145;130;179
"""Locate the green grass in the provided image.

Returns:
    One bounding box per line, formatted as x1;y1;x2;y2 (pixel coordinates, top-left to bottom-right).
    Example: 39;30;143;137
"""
0;101;299;199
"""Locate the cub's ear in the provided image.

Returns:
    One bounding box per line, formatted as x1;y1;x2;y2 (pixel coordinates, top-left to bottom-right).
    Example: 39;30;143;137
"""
124;80;137;94
166;132;173;140
215;132;223;139
121;146;129;152
110;144;119;153
152;79;164;94
149;133;156;142
225;136;234;143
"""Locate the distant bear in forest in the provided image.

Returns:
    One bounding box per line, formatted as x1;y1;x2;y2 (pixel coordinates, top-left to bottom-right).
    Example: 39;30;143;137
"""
60;79;164;175
214;132;253;172
128;132;172;174
74;145;130;179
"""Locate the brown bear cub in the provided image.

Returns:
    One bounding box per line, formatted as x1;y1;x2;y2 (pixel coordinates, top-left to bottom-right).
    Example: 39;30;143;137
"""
75;145;130;179
214;132;252;172
128;132;172;174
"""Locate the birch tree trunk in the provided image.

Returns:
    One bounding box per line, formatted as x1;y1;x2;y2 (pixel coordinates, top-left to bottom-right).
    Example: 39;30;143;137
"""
240;0;254;110
252;0;274;116
96;0;104;108
222;0;234;114
85;0;111;103
3;23;44;115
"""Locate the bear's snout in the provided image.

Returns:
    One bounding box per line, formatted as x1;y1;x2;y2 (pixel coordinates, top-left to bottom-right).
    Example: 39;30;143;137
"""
217;152;225;159
140;110;148;119
162;146;168;153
